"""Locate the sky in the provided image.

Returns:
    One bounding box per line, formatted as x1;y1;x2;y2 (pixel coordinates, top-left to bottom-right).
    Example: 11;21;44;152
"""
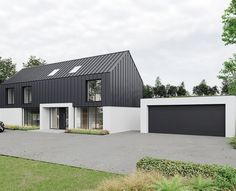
0;0;235;91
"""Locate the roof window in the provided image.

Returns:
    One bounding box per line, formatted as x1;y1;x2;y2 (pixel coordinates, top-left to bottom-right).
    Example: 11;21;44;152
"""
48;69;60;76
69;66;81;73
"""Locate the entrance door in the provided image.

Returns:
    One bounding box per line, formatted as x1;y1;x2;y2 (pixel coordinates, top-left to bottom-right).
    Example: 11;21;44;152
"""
59;108;67;129
81;108;88;129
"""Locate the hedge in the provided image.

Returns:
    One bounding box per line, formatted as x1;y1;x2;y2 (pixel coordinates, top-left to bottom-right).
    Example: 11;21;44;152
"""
5;125;39;131
136;157;236;190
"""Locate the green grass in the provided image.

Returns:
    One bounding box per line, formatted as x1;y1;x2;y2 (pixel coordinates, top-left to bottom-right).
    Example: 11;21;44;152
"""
0;155;118;191
65;128;109;135
230;136;236;149
6;124;39;131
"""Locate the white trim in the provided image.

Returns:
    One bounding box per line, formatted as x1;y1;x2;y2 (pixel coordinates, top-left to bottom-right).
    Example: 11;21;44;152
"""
140;96;236;137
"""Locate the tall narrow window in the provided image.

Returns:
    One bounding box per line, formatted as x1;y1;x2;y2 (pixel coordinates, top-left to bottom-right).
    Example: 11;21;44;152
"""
87;80;102;102
7;88;14;104
23;87;32;104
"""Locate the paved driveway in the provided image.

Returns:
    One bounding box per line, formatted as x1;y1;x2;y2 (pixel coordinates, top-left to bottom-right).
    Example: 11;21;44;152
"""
0;130;235;174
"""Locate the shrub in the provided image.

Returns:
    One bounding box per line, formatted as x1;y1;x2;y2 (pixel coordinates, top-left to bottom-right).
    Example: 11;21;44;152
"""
187;176;218;191
230;137;236;149
151;176;185;191
5;124;39;131
137;157;236;190
97;171;221;191
97;171;162;191
65;128;109;135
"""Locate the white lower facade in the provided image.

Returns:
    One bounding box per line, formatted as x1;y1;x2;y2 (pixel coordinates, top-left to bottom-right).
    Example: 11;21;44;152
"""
141;96;236;137
0;108;23;126
0;104;140;133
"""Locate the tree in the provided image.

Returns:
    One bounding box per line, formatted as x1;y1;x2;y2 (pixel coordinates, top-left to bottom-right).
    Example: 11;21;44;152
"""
23;56;46;68
167;85;177;97
154;85;167;98
155;76;162;87
221;80;229;95
177;82;187;96
218;54;236;94
0;57;16;84
208;86;219;96
143;85;154;98
193;80;218;96
222;0;236;45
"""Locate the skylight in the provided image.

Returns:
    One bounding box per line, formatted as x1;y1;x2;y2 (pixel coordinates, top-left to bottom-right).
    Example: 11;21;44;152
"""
69;66;81;73
48;69;60;76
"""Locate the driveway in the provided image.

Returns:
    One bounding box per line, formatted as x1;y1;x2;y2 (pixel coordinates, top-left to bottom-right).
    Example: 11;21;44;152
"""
0;130;235;174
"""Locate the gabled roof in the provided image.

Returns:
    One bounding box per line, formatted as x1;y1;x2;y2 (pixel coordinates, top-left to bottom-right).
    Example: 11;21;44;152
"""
3;50;129;84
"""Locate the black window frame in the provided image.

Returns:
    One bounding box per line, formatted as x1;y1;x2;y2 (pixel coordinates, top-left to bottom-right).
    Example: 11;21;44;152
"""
86;79;102;102
6;88;15;105
23;86;32;104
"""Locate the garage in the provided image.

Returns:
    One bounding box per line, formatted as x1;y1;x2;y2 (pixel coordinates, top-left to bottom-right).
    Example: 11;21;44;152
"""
140;96;236;137
149;105;225;137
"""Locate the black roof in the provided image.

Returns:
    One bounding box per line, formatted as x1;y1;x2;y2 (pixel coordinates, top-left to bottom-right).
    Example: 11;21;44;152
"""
3;50;129;84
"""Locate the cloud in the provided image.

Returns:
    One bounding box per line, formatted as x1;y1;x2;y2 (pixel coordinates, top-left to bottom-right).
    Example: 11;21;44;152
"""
0;0;234;91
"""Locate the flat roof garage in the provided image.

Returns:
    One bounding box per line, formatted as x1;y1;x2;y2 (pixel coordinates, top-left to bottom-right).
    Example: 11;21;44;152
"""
141;96;236;137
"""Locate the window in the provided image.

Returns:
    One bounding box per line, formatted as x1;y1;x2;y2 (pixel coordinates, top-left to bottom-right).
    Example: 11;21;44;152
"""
48;69;60;76
24;109;39;126
7;88;14;104
87;80;101;102
23;87;32;104
77;107;103;129
69;66;81;73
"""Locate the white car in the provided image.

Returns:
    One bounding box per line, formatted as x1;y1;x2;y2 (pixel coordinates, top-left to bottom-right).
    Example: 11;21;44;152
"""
0;121;5;132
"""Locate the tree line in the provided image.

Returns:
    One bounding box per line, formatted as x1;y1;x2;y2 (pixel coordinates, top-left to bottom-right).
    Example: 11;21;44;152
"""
0;56;46;84
143;77;223;98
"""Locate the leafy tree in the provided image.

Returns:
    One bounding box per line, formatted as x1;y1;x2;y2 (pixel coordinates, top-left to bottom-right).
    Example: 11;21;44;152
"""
143;85;154;98
228;80;236;94
167;85;177;97
0;57;16;84
193;80;218;96
154;85;167;98
208;86;219;96
23;56;46;68
218;54;236;94
218;54;236;82
221;80;229;95
177;82;187;96
222;0;236;45
155;76;162;87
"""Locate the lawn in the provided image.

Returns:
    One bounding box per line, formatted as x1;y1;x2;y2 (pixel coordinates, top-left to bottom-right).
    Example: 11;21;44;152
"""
0;155;119;191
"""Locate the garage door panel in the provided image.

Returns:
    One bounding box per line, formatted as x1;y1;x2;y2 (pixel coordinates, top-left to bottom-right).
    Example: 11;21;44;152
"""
149;105;225;137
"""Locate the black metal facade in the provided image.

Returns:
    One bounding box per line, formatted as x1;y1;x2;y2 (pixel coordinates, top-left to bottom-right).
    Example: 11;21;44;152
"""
0;51;143;108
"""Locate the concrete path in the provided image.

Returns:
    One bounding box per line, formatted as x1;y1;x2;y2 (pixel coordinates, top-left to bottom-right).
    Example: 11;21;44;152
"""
0;130;235;174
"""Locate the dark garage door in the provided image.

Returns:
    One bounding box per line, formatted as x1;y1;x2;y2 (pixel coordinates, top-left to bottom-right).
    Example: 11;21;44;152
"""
149;104;225;137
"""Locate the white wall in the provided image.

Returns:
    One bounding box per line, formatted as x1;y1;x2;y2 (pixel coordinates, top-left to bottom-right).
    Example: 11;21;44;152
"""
103;107;140;133
0;108;23;126
40;103;74;130
140;96;236;137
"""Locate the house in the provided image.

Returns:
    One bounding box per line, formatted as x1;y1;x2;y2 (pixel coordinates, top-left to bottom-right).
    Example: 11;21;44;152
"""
0;51;143;133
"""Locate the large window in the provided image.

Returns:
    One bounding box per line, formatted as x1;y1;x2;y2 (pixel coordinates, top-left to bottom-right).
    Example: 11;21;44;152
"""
78;107;103;129
24;109;39;126
23;87;32;104
87;80;101;102
7;88;14;104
